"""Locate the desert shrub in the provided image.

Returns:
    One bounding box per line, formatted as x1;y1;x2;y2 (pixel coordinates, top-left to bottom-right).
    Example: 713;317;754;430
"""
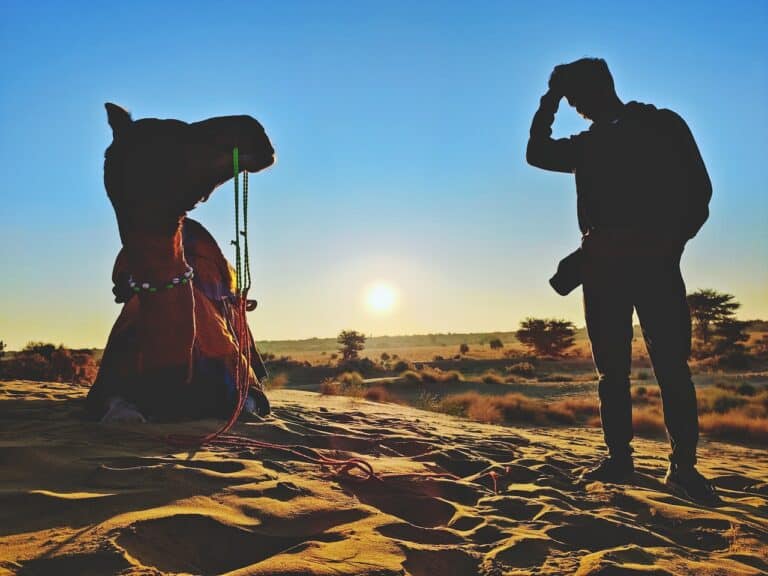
699;412;768;444
481;371;505;385
466;396;503;424
712;393;747;414
438;392;476;417
551;397;600;418
634;371;651;381
715;381;737;392
459;343;470;355
415;390;443;412
537;374;574;383
319;371;365;397
420;367;463;384
264;373;288;390
505;362;535;378
433;355;445;361
401;370;422;384
736;383;757;396
364;386;399;404
494;393;551;425
380;352;391;362
319;378;342;395
0;352;49;380
393;360;412;372
634;386;647;397
632;408;666;436
337;371;364;387
488;338;504;351
0;344;97;384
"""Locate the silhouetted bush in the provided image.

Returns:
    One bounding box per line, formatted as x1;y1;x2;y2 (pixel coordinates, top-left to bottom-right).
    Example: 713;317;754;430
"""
0;343;98;384
489;338;504;351
505;362;535;378
393;360;412;372
515;318;576;357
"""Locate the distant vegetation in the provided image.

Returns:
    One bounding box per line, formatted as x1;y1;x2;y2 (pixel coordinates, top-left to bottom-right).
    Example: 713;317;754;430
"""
1;288;766;445
688;289;751;369
337;330;366;361
515;318;576;357
0;342;98;384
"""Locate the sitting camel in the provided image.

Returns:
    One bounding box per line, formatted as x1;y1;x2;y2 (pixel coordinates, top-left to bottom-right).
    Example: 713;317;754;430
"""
86;103;275;422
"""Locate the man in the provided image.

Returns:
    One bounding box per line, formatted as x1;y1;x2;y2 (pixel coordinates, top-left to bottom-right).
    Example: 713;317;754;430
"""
527;58;718;505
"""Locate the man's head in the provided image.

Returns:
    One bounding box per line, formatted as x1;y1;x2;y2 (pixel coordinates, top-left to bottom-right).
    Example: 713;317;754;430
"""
550;58;619;121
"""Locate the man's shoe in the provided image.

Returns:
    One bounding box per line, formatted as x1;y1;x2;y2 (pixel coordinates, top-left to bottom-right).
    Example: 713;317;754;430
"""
664;464;722;506
580;456;635;483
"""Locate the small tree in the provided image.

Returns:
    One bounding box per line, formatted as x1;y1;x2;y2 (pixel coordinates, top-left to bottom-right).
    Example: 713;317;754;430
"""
687;289;740;344
711;318;750;356
337;330;366;361
0;340;5;359
459;343;470;355
23;342;56;361
489;338;504;351
515;318;576;357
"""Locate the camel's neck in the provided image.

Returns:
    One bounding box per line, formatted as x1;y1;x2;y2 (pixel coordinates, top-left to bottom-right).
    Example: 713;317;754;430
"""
122;221;189;283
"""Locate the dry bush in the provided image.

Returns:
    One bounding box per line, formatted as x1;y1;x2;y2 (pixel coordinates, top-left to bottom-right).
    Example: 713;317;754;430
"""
552;397;600;418
440;392;578;426
438;392;478;417
264;373;288;390
505;362;535;377
466;396;503;424
481;370;505;385
393;360;412;372
319;378;342;395
337;371;364;387
420;367;463;383
415;390;443;412
401;370;422;384
364;386;399;404
699;411;768;444
0;344;98;385
632;407;666;436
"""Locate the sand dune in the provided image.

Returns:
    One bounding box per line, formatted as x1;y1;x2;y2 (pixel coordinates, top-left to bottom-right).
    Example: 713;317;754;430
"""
1;380;766;575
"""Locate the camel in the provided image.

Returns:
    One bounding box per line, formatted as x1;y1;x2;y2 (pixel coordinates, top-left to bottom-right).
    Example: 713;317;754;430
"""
86;103;275;422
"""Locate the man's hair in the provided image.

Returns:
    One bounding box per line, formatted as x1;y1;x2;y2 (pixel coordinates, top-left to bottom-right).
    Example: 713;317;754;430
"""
559;58;615;100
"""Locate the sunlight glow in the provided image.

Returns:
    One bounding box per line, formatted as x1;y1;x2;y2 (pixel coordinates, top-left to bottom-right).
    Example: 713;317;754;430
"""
365;283;397;314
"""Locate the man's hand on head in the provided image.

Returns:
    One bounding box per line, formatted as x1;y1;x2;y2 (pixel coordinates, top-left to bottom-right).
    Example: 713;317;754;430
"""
548;64;568;97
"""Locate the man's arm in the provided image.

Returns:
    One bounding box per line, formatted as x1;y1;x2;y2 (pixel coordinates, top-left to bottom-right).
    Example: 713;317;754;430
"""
665;111;712;240
526;90;578;173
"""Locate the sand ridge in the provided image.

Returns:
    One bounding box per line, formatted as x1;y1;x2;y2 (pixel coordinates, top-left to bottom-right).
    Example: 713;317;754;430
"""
1;380;766;575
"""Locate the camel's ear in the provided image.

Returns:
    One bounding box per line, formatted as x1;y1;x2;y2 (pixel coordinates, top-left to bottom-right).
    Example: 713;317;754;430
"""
105;103;132;138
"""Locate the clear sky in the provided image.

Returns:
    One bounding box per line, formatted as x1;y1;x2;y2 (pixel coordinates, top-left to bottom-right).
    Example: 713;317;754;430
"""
1;0;766;350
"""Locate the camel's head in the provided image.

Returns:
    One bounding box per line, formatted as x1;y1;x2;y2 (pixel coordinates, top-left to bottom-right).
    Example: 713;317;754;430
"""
104;103;275;241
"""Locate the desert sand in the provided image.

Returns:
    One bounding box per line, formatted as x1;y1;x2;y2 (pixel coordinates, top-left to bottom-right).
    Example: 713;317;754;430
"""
1;380;766;576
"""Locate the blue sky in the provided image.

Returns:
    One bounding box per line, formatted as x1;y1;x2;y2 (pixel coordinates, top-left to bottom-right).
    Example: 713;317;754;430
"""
0;0;766;349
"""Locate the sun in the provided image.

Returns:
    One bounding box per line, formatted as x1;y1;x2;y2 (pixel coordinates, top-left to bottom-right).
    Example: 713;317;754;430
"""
365;283;397;314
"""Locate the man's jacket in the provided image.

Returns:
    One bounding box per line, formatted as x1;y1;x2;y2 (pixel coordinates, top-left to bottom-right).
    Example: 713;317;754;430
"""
527;96;712;241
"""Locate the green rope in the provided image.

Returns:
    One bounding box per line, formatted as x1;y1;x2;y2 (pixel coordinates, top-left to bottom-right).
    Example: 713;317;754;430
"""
232;147;242;292
243;169;251;293
232;147;251;295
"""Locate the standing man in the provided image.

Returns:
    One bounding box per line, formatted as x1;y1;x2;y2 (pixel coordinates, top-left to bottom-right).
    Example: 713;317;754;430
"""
527;58;718;505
